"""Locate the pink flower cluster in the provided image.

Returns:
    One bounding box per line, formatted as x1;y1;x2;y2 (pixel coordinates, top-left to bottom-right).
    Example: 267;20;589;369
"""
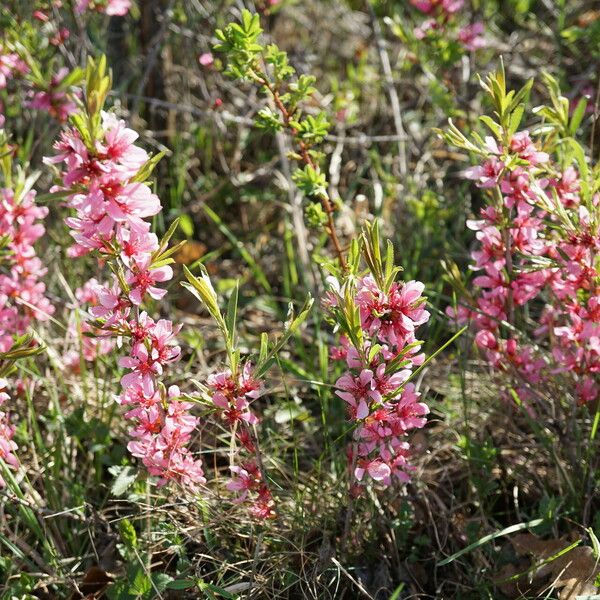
327;275;430;487
0;188;54;353
453;129;600;406
410;0;485;52
0;379;18;487
207;364;275;519
75;0;131;16
46;109;204;489
26;68;79;122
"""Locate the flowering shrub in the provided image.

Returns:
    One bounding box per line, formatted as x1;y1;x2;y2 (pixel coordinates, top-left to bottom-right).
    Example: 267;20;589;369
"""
0;163;54;353
0;6;84;128
214;12;434;499
7;4;600;596
324;224;430;487
207;365;275;519
45;56;205;489
182;266;312;517
444;66;600;408
0;377;17;487
213;11;436;502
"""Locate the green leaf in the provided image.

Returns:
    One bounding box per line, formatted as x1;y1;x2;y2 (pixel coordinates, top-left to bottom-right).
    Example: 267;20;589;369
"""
225;281;239;346
259;332;268;364
569;96;588;136
129;565;151;596
54;66;84;91
292;165;328;199
179;213;195;238
197;581;236;599
130;151;166;184
166;579;197;590
479;115;502;138
109;466;138;497
151;573;174;594
254;295;314;378
507;104;525;136
256;107;284;132
506;78;533;114
118;518;137;552
182;265;226;332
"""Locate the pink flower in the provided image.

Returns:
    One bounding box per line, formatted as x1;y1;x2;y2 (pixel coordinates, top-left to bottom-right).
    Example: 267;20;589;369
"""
336;370;379;419
120;345;162;395
355;458;391;482
356;276;429;347
207;363;263;426
99;112;149;173
326;271;430;488
76;0;131;15
117;224;159;266
410;0;463;15
94;180;161;233
47;96;201;491
199;53;214;67
465;157;503;188
0;188;54;351
126;257;173;305
227;462;261;502
26;68;79;122
105;0;131;15
509;131;549;166
458;22;485;51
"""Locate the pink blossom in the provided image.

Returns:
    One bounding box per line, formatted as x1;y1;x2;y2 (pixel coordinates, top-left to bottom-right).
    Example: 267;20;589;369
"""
207;363;263;426
75;0;131;15
126;258;173;305
355;458;391;482
465;157;503;188
458;22;485;51
26;68;79;122
509;131;549;166
410;0;464;15
458;119;600;410
199;53;214;67
0;188;54;351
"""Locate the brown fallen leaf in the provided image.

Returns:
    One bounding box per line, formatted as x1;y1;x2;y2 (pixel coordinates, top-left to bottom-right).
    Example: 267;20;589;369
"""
69;566;113;599
174;240;206;264
549;546;599;600
508;533;600;600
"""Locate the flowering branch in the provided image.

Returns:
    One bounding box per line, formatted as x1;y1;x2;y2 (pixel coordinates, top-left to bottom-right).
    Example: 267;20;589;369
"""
442;65;600;409
45;55;205;490
324;222;430;489
183;265;313;518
